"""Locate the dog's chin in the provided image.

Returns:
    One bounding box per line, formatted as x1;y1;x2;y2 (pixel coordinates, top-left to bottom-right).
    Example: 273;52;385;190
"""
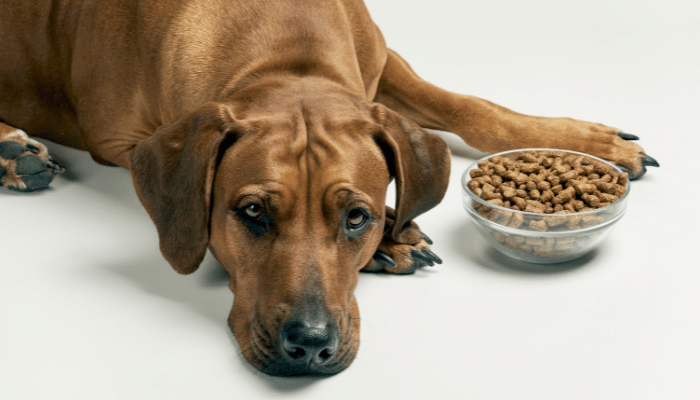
229;315;359;377
256;356;355;378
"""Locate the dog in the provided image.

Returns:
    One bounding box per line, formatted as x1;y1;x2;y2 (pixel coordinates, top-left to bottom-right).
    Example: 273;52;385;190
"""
0;0;658;376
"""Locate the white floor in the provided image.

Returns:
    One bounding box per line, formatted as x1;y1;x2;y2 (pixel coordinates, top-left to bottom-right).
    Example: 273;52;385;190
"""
2;1;699;399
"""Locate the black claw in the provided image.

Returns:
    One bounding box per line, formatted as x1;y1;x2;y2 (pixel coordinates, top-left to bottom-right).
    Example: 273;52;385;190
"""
372;250;397;269
48;158;66;174
26;143;40;154
424;249;443;265
410;250;435;267
618;132;640;141
641;152;660;168
417;229;433;245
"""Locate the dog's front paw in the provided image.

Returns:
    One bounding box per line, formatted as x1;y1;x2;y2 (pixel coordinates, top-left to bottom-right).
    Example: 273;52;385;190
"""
369;234;442;275
362;208;442;274
0;132;64;192
614;133;660;180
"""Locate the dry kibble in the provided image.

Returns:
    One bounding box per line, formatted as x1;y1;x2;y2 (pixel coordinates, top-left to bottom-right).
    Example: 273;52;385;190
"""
559;170;579;182
529;220;548;231
552;187;575;205
572;181;597;195
598;192;619;203
541;189;554;203
520;163;540;174
467;150;629;259
618;172;629;187
572;200;585;212
470;169;484;178
494;164;507;176
502;186;517;199
581;193;600;207
508;213;525;228
511;197;527;210
525;200;546;213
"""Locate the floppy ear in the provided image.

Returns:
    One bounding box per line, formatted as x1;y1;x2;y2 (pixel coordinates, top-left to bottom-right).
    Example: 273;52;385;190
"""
128;103;243;274
372;106;451;243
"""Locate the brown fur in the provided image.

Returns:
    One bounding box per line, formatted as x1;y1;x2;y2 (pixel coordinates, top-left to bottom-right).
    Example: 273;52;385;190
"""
0;0;651;376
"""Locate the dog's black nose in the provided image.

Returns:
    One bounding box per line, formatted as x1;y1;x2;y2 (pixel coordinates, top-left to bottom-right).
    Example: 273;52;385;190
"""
279;311;339;372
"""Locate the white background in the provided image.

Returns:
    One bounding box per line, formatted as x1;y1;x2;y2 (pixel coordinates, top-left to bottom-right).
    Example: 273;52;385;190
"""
2;0;699;398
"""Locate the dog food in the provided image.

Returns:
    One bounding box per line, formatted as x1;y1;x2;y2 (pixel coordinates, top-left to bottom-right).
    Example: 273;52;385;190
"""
466;151;629;258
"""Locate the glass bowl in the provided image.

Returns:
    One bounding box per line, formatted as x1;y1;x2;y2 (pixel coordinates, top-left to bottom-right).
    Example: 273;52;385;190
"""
461;149;630;264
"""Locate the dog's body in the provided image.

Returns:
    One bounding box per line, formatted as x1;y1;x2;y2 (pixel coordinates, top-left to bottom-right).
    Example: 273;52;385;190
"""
0;0;656;376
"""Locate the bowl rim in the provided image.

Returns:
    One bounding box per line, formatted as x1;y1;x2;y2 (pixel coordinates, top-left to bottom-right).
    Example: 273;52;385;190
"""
461;148;631;219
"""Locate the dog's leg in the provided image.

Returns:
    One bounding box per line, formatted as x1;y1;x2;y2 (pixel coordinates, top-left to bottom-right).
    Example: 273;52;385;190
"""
0;122;64;192
374;50;658;179
362;206;442;274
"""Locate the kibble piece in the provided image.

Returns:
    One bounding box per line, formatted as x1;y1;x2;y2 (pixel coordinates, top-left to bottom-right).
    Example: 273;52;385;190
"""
572;181;597;195
502;186;517;199
618;172;629;187
541;189;554;203
598;192;619;203
552;186;575;205
520;163;540;174
559;169;579;182
528;220;548;231
511;197;526;210
508;213;525;228
581;193;600;207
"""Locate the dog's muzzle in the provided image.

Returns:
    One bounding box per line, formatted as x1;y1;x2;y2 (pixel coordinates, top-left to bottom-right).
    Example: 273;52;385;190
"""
240;293;357;377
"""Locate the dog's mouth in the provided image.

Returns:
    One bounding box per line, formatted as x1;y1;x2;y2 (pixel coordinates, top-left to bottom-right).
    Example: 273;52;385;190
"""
233;314;359;377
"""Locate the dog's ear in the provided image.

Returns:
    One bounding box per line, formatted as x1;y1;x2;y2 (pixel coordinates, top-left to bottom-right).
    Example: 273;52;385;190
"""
128;102;244;274
371;106;451;243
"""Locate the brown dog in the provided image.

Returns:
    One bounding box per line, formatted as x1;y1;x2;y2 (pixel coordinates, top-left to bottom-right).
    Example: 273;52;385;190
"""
0;0;657;376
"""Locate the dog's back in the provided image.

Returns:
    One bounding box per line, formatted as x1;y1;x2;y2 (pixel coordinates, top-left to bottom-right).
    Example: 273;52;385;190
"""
0;0;386;160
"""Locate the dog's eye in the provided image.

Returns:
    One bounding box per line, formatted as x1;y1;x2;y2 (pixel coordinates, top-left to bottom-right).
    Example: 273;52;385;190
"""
346;208;369;231
236;202;272;236
243;203;263;219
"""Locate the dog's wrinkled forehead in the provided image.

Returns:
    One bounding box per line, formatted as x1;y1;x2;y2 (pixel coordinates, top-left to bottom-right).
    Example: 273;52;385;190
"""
215;112;390;206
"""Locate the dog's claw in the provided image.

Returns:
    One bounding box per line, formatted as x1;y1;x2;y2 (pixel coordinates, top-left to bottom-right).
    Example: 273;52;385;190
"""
410;248;443;269
417;229;433;245
372;250;397;269
616;152;660;181
48;157;65;174
620;152;660;181
641;152;660;168
410;250;432;266
424;249;443;265
618;132;640;141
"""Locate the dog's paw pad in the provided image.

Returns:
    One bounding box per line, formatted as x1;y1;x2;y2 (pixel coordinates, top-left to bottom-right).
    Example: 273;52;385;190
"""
0;139;64;192
16;154;48;175
0;140;26;159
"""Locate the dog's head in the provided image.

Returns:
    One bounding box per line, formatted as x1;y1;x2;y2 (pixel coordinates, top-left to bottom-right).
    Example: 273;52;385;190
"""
128;80;450;376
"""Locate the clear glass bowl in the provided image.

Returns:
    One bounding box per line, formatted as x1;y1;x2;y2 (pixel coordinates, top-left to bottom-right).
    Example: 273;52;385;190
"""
461;149;630;264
